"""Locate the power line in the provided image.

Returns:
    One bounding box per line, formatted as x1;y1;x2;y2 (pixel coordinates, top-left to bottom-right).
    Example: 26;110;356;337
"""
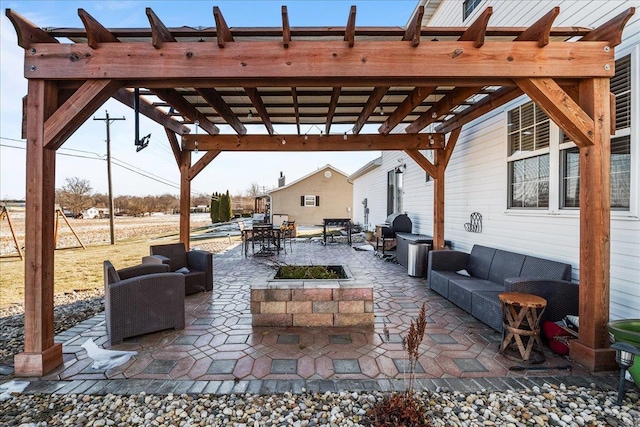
0;140;208;196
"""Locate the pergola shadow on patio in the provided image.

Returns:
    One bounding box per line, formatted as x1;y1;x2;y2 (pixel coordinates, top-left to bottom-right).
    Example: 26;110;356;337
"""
36;242;612;394
5;4;635;376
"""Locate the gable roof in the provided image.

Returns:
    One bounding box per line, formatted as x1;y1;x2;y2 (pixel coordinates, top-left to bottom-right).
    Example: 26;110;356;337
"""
347;157;382;182
269;164;350;194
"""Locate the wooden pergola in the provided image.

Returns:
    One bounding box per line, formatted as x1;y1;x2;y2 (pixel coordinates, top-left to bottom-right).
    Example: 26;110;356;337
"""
6;5;634;376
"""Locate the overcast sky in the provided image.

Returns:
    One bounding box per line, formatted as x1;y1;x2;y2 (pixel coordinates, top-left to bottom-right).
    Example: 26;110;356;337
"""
0;0;418;199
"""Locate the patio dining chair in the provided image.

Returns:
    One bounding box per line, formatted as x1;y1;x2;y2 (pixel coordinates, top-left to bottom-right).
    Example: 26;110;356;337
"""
280;220;295;253
238;220;253;256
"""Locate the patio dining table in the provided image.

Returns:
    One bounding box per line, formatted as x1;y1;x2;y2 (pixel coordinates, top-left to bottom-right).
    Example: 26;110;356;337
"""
250;224;282;256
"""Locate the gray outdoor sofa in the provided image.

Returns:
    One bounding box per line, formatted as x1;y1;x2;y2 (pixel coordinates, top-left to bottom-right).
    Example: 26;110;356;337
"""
427;245;578;332
104;261;185;345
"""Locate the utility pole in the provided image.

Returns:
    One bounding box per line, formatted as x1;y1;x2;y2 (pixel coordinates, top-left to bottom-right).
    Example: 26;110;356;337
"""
94;110;125;245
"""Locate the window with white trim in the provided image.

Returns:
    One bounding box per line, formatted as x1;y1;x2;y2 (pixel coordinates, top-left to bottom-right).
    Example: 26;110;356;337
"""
559;55;632;210
302;195;317;207
463;0;483;21
507;102;551;208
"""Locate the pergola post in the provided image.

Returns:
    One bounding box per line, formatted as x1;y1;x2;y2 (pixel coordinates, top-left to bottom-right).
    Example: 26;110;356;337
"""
179;150;192;250
14;79;63;376
569;77;616;371
433;154;446;250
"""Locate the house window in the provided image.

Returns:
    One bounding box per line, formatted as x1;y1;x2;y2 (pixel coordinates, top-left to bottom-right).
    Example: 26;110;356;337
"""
559;55;632;210
507;101;551;208
560;136;631;210
463;0;483;21
387;169;403;216
301;195;319;207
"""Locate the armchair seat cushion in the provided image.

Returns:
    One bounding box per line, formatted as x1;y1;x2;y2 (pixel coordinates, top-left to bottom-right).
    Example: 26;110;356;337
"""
183;271;207;294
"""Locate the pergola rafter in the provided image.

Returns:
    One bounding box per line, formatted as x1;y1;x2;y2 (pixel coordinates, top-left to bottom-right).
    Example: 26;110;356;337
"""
5;4;634;377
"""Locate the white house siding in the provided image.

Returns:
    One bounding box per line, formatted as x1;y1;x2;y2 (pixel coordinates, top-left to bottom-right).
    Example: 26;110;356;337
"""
352;1;639;320
352;165;386;229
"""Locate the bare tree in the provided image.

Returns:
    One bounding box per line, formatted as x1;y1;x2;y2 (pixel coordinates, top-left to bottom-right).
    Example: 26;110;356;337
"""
56;177;93;217
246;182;261;197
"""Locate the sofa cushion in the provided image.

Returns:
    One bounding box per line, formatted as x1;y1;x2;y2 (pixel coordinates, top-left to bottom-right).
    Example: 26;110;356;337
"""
471;290;504;332
448;278;502;313
521;256;572;281
151;243;188;271
466;245;496;280
487;250;526;285
429;270;461;298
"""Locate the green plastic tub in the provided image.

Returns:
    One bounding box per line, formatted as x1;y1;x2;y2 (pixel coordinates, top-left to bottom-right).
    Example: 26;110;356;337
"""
608;319;640;386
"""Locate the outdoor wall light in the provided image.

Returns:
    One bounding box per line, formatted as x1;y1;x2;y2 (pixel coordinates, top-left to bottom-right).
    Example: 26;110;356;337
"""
395;164;406;174
611;341;640;405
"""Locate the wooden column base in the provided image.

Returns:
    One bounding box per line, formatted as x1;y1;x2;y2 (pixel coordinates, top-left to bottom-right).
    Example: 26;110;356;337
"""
14;343;63;377
569;340;617;372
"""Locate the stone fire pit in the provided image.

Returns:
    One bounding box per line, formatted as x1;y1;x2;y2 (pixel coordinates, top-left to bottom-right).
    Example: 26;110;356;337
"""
250;265;374;327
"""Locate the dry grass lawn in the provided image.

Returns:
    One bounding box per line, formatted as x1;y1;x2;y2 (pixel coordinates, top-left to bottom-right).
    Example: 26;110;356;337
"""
0;212;240;309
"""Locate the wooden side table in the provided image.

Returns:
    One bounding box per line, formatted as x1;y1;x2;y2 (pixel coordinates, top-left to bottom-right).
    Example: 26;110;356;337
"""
499;292;547;363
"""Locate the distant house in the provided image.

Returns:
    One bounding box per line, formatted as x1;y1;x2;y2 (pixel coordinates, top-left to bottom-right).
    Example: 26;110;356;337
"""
269;165;353;226
81;207;99;219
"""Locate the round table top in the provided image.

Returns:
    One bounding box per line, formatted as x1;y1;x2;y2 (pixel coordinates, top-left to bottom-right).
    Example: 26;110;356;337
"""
498;292;547;308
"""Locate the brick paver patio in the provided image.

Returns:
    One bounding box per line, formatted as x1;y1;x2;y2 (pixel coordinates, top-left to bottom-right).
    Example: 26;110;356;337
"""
26;240;620;395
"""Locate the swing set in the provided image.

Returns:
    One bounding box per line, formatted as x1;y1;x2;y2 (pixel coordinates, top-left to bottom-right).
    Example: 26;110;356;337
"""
0;206;85;260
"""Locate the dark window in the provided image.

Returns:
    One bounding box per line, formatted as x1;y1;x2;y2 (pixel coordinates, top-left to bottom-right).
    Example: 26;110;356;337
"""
463;0;483;21
612;55;631;130
560;136;630;209
509;154;550;208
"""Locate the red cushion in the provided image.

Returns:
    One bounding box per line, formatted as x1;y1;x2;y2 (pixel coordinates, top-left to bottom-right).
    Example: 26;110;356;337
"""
542;321;573;355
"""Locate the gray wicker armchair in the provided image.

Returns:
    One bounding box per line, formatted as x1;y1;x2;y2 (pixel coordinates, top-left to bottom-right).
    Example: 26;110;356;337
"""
104;261;185;345
142;243;213;295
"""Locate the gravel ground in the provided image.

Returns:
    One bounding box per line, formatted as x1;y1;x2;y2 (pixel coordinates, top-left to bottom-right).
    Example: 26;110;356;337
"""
0;385;638;426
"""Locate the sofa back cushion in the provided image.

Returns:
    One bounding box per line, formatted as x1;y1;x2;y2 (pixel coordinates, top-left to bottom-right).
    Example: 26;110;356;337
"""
151;243;188;271
521;255;572;281
488;250;526;285
467;245;496;280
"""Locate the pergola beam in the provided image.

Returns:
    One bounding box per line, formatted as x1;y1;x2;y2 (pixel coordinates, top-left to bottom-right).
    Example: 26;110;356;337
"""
244;87;275;135
458;7;492;48
5;9;58;48
282;6;291;48
213;6;234;48
165;128;182;167
514;7;559;47
435;86;524;133
325;87;341;135
402;5;424;47
352;86;389;135
379;86;436;135
406;86;482;134
579;7;635;46
22;42;615;80
44;79;122;150
196;88;247;135
188;150;221;181
152;88;219;135
146;7;176;48
291;87;301;135
516;77;594;147
113;88;190;135
345;6;356;47
78;9;119;48
181;133;444;151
